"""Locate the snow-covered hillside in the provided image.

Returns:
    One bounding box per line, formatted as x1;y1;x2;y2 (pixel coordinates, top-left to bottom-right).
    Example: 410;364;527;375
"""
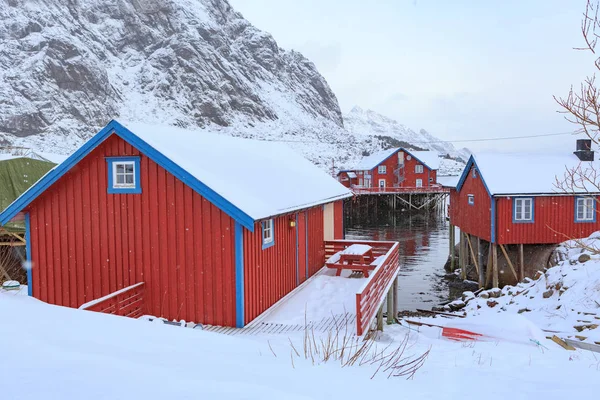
344;107;470;163
0;0;465;173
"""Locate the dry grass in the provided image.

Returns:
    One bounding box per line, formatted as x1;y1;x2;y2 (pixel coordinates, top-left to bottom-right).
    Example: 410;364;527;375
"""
280;313;430;379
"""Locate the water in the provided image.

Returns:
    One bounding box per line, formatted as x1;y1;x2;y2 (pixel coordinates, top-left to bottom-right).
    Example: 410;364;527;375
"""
345;211;451;310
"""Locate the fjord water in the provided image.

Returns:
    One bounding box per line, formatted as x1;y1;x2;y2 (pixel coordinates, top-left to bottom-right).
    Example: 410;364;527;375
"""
345;211;450;310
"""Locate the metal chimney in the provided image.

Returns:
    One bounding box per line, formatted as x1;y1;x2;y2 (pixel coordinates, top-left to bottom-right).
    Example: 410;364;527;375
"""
574;139;594;161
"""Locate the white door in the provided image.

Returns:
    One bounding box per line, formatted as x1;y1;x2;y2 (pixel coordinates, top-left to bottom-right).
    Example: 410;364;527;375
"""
323;203;334;241
416;179;423;188
379;179;386;188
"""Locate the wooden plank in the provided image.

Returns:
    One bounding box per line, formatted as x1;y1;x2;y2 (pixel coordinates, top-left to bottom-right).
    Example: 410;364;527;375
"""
550;335;576;351
477;237;484;288
449;224;455;272
416;309;465;318
564;338;600;353
485;242;493;288
466;234;479;274
499;244;519;281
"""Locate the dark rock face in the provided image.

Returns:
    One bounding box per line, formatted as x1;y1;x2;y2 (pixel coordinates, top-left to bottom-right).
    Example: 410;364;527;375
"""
0;0;342;139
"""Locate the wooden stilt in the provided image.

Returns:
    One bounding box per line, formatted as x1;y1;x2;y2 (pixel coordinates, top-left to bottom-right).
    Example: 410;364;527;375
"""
377;305;384;331
492;243;499;288
485;243;493;289
466;234;479;275
392;278;398;320
386;288;394;325
449;224;455;272
459;232;466;279
518;244;525;280
477;237;484;288
499;244;518;282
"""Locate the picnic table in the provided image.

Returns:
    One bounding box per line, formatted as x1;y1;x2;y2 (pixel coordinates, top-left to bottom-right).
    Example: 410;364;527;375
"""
325;244;376;277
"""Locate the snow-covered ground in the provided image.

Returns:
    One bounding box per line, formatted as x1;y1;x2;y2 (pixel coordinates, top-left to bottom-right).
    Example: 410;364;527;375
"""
2;258;599;399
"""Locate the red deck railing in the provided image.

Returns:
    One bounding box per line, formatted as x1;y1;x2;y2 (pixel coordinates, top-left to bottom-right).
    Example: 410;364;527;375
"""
324;240;400;336
351;186;449;195
79;282;145;318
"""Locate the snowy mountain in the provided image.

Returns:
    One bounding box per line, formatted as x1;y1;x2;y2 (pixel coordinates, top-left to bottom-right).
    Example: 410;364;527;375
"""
344;107;470;163
0;0;465;175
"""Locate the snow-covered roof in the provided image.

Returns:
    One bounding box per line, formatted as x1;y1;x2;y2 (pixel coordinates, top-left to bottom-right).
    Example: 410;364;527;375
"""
351;148;398;171
122;122;351;220
460;152;600;195
349;147;440;171
346;172;357;179
437;175;460;188
410;151;440;170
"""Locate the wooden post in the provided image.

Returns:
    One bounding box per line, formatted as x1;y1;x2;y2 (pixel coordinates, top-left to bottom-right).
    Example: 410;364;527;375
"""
477;237;484;288
460;232;467;280
377;305;384;331
386;288;394;325
518;243;525;281
485;243;493;289
392;277;398;320
449;224;455;272
499;244;518;282
492;243;499;288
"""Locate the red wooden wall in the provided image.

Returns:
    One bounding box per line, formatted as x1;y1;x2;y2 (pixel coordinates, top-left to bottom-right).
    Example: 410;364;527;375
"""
449;164;492;242
496;195;600;244
334;200;344;239
27;134;237;326
242;207;326;323
243;213;297;324
337;172;356;188
364;149;437;188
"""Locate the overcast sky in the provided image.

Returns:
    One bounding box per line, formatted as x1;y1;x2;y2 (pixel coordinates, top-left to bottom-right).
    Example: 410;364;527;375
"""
229;0;596;153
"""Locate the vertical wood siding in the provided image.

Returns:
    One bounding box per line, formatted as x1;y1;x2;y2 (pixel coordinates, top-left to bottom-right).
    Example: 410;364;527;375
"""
243;213;298;324
496;195;600;244
369;149;438;188
27;134;236;326
449;165;492;241
306;206;325;277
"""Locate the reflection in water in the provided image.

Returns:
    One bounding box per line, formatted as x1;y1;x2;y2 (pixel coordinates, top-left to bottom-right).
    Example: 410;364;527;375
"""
345;211;450;310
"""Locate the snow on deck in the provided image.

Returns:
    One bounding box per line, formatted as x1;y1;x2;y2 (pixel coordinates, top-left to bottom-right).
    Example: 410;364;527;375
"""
339;244;371;256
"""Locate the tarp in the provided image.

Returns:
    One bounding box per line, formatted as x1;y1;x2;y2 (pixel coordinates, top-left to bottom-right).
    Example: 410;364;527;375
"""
0;157;55;232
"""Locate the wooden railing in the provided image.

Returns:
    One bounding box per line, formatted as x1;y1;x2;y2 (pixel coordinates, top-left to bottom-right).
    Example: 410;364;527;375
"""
324;240;400;336
351;186;449;195
79;282;145;318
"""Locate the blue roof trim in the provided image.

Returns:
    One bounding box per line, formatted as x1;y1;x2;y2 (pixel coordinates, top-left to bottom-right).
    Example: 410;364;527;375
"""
455;156;492;197
0;120;255;232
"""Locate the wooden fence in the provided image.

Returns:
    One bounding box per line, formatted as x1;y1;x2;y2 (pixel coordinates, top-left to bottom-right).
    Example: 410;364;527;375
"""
351;185;449;195
324;240;400;336
79;282;145;318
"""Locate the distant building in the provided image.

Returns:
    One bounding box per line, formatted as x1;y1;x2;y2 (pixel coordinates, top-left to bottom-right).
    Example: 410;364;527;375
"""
338;148;441;191
0;121;350;328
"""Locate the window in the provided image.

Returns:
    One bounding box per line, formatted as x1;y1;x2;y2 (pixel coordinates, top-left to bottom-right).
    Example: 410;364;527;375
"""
416;179;423;188
106;157;141;194
415;165;424;174
378;165;387;174
513;198;534;222
358;178;363;186
468;194;474;205
262;219;274;249
378;179;386;188
575;197;596;222
472;169;477;178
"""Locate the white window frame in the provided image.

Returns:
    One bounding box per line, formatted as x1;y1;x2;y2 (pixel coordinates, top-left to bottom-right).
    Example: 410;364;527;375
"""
415;165;424;174
514;197;534;222
468;194;474;205
378;179;386;188
262;219;274;249
112;161;136;188
575;197;595;222
416;179;423;188
378;165;387;174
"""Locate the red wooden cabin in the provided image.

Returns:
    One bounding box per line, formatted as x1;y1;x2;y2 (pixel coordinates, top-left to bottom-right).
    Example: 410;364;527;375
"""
448;140;600;285
0;121;350;328
338;148;440;191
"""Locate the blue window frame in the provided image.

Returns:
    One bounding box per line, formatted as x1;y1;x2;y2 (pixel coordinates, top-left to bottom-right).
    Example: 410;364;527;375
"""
468;194;474;205
106;156;141;194
513;197;534;223
575;196;596;223
262;219;275;249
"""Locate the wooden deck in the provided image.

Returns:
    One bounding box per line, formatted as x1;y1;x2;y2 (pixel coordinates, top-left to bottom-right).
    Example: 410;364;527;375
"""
351;186;449;195
203;312;357;336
